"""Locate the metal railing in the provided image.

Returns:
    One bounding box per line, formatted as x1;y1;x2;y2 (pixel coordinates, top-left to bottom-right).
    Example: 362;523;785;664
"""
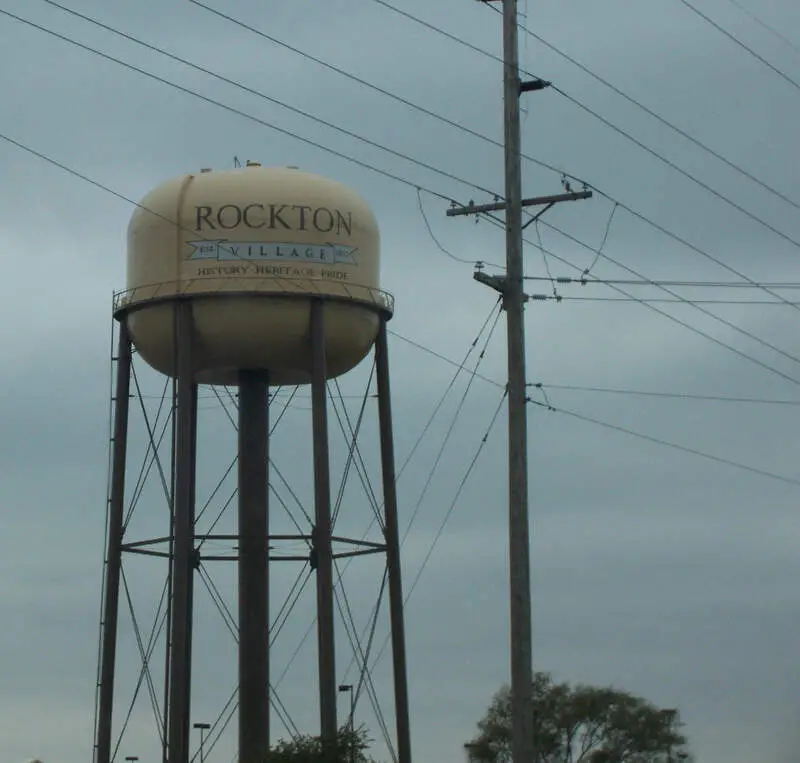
112;275;395;315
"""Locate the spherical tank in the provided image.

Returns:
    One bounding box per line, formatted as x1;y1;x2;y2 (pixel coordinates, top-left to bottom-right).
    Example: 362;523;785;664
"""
119;164;392;385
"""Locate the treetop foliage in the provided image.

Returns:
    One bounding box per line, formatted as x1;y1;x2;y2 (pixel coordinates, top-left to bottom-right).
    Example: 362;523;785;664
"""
465;672;691;763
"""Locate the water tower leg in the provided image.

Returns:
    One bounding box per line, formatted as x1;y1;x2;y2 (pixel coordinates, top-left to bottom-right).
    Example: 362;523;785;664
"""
375;318;412;763
167;301;199;763
238;369;270;761
310;299;338;747
95;319;132;763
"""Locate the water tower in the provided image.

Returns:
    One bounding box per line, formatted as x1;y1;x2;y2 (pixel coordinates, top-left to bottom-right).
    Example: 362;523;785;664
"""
93;163;411;763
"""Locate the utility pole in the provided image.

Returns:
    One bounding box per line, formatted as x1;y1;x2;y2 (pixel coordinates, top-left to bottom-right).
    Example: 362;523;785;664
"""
449;2;591;761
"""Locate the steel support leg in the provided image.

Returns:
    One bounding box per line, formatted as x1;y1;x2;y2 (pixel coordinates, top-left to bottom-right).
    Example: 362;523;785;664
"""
310;299;338;746
95;320;132;763
238;369;270;762
167;301;198;763
375;319;412;763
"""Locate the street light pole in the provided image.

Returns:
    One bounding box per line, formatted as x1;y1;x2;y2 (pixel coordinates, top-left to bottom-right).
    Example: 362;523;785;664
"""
194;721;211;763
338;684;355;763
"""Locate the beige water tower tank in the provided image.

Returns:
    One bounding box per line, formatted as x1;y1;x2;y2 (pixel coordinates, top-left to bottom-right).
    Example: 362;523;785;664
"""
117;164;392;385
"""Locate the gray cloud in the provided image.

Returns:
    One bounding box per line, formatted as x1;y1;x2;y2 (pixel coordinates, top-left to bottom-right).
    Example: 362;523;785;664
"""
2;0;800;761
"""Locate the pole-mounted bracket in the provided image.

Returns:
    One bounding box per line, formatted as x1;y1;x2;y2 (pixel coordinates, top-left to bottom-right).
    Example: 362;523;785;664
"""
447;190;592;218
474;271;530;303
474;271;506;293
520;78;550;93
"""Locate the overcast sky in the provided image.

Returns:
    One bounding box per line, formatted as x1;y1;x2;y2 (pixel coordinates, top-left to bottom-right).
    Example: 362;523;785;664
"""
2;0;800;762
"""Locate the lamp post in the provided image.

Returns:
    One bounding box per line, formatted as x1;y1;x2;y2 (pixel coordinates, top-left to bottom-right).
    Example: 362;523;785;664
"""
660;708;678;763
194;721;211;763
338;684;355;762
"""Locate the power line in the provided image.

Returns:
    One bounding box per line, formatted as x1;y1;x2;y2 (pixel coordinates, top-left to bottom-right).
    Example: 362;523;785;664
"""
478;2;800;268
369;386;508;674
513;16;800;213
0;7;454;203
7;106;797;394
368;0;507;68
402;388;507;604
721;0;800;56
5;16;798;397
535;217;800;373
528;294;800;306
34;0;800;330
34;0;506;202
474;3;800;323
393;328;800;487
523;275;800;289
674;0;800;93
528;396;800;488
400;301;503;546
9;2;504;278
186;0;581;183
182;0;800;327
473;211;800;388
552;82;800;260
388;330;505;392
530;382;800;406
581;202;618;277
417;187;491;266
372;0;800;214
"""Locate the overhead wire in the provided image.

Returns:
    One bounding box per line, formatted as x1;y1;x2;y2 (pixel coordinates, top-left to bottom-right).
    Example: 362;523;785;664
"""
674;0;800;93
484;5;800;273
467;208;800;388
515;13;800;213
0;7;458;203
549;83;800;270
530;382;800;406
40;0;503;200
526;293;800;305
9;4;800;376
30;0;800;328
536;216;800;370
4;112;798;488
417;187;489;266
582;202;618;277
524;275;800;289
367;0;800;278
10;0;800;582
464;1;800;315
401;300;503;545
370;386;508;673
527;395;800;487
391;328;800;489
271;302;509;692
721;0;800;56
185;0;579;182
404;388;508;603
533;221;558;298
372;2;800;335
26;4;800;728
373;0;800;214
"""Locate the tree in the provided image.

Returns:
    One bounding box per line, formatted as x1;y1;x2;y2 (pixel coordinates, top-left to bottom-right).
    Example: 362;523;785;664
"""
263;726;382;763
465;672;691;763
